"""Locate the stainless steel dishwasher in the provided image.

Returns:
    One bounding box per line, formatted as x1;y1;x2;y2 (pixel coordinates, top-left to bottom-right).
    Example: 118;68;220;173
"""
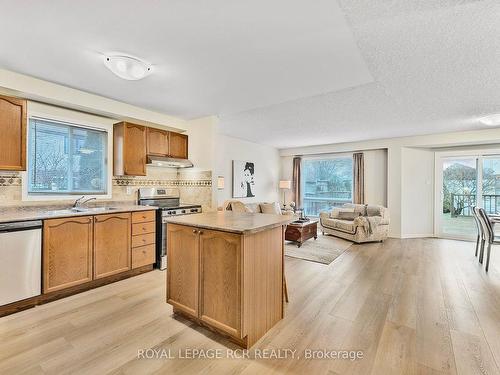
0;220;42;306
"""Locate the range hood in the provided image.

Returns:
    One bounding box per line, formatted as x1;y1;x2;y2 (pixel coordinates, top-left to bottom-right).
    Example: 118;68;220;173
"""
147;155;194;168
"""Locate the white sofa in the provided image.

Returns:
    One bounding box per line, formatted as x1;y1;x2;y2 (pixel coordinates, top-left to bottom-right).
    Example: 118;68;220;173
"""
319;203;390;243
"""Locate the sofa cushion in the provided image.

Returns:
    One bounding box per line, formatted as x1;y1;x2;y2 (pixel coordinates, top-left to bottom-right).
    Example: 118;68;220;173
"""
343;203;367;216
245;203;261;213
331;207;354;218
338;211;361;220
334;219;356;233
231;201;249;213
321;217;356;234
260;202;281;215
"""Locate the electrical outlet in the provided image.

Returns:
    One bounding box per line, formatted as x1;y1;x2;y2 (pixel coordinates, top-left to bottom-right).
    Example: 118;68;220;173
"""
126;186;133;195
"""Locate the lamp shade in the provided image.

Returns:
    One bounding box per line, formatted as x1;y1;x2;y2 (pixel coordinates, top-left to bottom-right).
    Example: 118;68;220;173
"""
217;176;225;190
279;180;292;189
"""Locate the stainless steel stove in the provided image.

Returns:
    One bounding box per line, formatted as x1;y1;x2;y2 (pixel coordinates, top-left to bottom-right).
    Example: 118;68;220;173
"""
138;187;202;270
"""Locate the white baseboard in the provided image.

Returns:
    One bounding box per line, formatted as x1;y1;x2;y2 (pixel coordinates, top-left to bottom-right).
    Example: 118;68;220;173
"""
389;234;436;239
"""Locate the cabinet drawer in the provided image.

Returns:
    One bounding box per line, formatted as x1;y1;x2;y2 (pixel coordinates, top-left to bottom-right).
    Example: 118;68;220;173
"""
132;210;155;224
132;244;155;268
132;221;156;235
132;233;156;248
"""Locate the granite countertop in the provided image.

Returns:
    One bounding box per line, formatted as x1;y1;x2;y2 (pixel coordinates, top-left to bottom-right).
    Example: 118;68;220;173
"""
164;211;293;234
0;203;157;224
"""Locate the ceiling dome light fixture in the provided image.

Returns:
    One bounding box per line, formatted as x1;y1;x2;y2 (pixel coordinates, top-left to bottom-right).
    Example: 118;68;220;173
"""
103;54;152;80
479;114;500;126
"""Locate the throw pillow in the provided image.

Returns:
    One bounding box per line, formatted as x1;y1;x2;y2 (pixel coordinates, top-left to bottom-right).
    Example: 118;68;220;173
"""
230;201;248;213
337;211;361;220
260;202;282;215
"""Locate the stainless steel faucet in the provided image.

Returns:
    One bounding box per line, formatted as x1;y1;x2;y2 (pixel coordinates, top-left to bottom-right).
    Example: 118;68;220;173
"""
73;196;97;208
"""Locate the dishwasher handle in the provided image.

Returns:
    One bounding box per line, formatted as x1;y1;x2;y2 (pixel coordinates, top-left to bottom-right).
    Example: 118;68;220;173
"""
0;220;43;233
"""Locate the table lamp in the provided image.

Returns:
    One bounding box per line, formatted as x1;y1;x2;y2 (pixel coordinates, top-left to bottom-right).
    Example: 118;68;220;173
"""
279;180;292;208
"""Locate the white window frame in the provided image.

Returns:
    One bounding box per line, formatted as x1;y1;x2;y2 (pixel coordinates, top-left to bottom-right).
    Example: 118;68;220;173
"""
434;148;500;240
22;103;114;201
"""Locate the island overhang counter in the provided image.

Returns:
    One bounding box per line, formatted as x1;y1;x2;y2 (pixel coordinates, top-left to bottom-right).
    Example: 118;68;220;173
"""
164;211;294;348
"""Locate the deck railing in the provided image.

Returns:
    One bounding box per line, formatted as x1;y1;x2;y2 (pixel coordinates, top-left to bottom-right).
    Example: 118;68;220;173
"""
303;192;352;216
450;194;500;217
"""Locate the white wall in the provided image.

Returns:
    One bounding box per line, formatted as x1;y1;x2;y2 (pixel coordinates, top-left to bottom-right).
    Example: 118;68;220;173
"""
364;149;387;206
400;148;434;237
215;134;280;207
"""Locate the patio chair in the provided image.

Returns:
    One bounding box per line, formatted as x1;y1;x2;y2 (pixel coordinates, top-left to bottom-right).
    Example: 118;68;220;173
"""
477;208;500;272
472;206;485;258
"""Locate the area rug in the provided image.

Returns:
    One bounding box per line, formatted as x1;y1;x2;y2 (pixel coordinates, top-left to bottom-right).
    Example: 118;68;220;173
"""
285;233;352;265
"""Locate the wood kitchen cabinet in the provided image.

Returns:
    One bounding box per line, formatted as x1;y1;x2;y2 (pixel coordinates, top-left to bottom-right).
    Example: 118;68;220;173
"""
167;224;200;317
43;216;94;293
93;213;131;279
0;95;26;171
147;127;169;156
167;221;284;348
131;210;156;268
43;210;155;295
199;229;242;337
113;122;147;176
169;132;188;159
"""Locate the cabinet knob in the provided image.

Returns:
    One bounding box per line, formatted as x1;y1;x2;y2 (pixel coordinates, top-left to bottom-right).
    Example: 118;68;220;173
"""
199;231;204;235
192;229;198;234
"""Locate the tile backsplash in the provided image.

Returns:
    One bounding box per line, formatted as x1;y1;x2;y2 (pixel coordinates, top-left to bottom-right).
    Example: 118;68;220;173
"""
0;168;214;211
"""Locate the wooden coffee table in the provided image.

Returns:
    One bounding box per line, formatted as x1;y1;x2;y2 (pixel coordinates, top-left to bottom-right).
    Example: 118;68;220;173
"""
285;219;318;247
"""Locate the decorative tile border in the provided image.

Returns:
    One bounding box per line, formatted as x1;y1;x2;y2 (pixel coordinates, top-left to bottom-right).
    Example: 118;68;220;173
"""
0;174;22;187
113;177;212;187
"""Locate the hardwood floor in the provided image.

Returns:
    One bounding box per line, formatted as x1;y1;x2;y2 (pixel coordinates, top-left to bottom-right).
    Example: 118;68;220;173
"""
1;238;500;374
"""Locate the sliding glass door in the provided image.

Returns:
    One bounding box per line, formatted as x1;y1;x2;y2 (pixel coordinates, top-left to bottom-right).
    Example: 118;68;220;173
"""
301;156;353;217
437;153;500;239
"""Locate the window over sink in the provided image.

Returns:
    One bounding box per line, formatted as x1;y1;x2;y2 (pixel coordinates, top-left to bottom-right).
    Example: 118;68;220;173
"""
27;117;108;195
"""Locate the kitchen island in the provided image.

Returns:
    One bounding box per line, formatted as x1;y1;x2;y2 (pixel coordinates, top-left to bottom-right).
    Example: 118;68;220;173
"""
164;211;293;348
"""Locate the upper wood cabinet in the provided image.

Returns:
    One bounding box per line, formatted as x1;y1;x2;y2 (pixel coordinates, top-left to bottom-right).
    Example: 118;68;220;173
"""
0;95;26;171
93;213;131;279
43;216;94;293
169;132;188;159
113;122;147;176
147;127;169;156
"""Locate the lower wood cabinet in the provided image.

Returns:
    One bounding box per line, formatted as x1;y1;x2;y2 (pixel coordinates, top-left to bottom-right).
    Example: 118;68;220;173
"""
167;224;200;317
167;223;283;348
43;210;156;295
93;213;131;279
199;229;242;338
43;216;94;293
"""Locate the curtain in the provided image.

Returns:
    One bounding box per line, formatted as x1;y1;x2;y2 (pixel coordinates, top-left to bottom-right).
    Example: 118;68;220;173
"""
292;156;302;207
353;152;365;204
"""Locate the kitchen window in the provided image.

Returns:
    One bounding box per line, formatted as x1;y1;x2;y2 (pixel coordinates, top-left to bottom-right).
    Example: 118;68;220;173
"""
28;117;108;195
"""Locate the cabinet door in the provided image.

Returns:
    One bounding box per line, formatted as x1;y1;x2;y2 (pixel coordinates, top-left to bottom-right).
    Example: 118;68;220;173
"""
147;127;169;156
167;224;199;317
124;123;146;176
199;229;242;338
169;132;188;159
0;95;26;171
43;216;93;293
93;213;131;279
